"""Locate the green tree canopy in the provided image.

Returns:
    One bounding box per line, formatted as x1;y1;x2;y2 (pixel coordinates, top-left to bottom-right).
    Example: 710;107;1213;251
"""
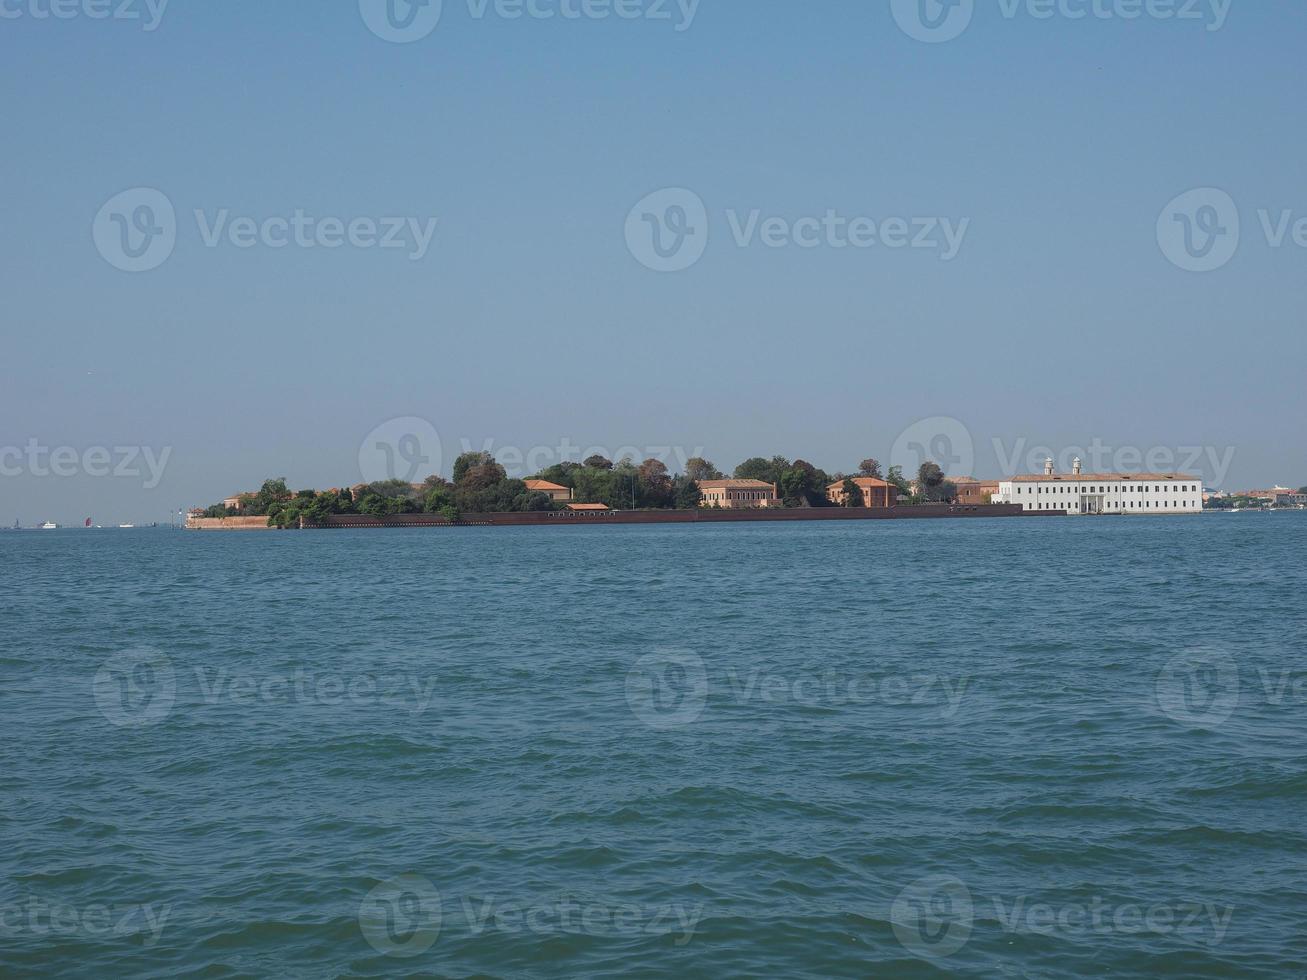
453;451;496;485
684;457;723;482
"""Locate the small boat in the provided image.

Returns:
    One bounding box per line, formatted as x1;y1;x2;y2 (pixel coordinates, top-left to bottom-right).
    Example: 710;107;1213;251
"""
118;524;135;529
41;522;58;530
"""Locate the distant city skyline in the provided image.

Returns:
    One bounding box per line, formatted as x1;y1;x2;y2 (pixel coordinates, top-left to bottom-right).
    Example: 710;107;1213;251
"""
3;2;1305;522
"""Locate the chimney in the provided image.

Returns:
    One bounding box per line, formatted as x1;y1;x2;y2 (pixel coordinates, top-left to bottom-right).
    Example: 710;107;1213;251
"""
1073;457;1082;476
1044;458;1054;477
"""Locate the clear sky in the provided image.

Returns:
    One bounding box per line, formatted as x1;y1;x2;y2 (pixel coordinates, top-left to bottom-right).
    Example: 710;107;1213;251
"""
2;0;1304;522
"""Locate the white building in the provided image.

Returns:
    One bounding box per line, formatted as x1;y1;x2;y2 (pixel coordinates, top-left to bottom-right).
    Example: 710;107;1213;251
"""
994;459;1203;515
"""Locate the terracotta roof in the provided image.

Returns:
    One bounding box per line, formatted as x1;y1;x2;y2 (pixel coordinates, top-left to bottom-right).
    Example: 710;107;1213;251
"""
525;480;567;491
567;503;611;511
698;479;775;490
828;477;891;490
1008;472;1197;483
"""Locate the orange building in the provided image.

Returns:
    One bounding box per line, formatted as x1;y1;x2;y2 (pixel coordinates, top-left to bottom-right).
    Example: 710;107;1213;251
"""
947;477;999;505
826;477;897;508
525;479;572;503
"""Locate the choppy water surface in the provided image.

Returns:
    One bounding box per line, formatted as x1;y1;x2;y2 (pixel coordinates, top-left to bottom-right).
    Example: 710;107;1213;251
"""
2;515;1306;977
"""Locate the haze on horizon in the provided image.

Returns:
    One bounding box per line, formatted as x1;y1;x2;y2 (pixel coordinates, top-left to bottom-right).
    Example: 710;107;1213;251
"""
2;1;1304;523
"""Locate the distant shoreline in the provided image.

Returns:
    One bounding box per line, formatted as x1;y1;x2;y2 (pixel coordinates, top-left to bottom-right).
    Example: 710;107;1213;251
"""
186;504;1061;530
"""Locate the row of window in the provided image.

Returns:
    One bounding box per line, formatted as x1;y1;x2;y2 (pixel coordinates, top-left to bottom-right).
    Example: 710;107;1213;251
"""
1025;500;1199;510
1018;484;1198;494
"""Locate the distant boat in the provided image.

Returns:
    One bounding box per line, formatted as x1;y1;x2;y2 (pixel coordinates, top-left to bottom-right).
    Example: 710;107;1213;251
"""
85;518;93;528
118;523;135;529
41;522;58;530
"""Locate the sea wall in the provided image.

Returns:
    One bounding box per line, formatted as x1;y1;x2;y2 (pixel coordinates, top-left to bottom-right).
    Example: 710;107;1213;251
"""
186;516;272;530
318;504;1057;529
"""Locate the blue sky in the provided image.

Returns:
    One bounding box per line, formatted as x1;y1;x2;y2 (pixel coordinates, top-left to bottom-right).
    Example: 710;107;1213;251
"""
2;0;1304;521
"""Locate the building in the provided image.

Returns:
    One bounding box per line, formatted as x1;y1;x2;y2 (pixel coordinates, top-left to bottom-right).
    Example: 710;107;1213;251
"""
566;502;611;513
222;494;247;511
1268;489;1307;507
940;476;999;505
697;479;780;508
524;479;572;503
992;458;1203;515
826;477;897;508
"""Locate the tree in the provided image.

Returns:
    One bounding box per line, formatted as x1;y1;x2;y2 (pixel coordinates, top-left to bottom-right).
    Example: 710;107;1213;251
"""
735;456;789;486
673;476;702;509
917;462;944;489
885;465;911;501
858;458;883;478
841;478;863;507
915;462;957;503
583;454;613;470
635;458;672;507
459;462;508;491
684;457;723;482
778;459;828;507
453;452;496;485
246;478;292;516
